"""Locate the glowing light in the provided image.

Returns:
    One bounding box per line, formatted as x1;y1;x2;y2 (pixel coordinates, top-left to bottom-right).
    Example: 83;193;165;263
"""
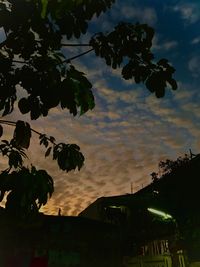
147;208;173;220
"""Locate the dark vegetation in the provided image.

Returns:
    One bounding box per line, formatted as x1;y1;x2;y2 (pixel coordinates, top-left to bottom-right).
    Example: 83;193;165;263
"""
150;153;200;260
0;0;177;217
150;153;191;182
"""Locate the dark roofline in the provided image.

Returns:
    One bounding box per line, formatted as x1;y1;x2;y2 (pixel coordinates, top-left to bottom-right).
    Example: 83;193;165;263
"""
79;154;200;214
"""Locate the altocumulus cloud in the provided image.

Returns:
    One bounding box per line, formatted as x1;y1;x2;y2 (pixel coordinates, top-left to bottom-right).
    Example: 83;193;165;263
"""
2;80;200;215
172;2;200;24
45;78;200;215
188;56;200;77
1;0;200;215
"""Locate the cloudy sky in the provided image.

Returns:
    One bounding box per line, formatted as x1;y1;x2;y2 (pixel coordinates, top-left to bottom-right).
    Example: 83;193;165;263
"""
1;0;200;216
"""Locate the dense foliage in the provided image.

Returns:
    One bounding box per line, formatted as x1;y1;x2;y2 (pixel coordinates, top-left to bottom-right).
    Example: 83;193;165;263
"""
151;153;191;181
0;0;177;216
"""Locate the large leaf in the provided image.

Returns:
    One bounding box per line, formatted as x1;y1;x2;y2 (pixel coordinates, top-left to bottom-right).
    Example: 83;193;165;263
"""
60;65;95;116
0;125;3;138
8;150;23;168
53;143;84;172
41;0;48;18
13;120;32;149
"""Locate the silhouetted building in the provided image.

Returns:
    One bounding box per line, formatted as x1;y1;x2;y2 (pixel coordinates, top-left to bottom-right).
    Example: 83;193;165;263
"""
1;155;200;267
79;154;200;267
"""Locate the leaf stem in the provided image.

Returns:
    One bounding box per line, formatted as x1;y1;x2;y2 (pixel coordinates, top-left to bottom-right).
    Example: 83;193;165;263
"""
7;48;94;65
60;48;94;64
61;44;91;47
35;40;91;47
0;119;56;145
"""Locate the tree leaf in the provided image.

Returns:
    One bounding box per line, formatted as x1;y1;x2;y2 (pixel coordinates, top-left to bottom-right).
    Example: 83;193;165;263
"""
167;78;177;90
41;0;48;19
0;125;3;138
13;120;32;149
45;147;52;157
8;150;23;168
18;98;30;114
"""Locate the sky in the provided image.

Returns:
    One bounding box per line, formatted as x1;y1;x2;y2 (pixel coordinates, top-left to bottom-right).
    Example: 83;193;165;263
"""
1;0;200;216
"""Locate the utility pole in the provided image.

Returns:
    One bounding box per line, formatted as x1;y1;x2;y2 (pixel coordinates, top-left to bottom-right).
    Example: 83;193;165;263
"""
131;182;133;194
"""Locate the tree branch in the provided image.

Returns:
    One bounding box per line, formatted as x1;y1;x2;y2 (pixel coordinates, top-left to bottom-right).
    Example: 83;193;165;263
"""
8;48;95;65
12;60;28;64
60;48;94;64
0;37;92;50
60;43;91;47
34;39;91;47
0;119;56;145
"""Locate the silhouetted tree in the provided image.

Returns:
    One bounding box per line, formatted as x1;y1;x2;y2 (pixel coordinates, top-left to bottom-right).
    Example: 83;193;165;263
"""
158;154;190;176
150;172;159;182
0;0;177;216
151;153;191;181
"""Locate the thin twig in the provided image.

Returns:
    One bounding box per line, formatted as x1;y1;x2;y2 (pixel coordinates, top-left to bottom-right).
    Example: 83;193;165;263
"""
7;48;94;65
13;60;28;64
0;119;56;145
60;43;91;47
35;40;91;47
60;48;94;64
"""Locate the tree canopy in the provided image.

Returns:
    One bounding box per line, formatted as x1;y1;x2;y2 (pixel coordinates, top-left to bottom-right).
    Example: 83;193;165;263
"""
0;0;177;217
151;153;191;182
